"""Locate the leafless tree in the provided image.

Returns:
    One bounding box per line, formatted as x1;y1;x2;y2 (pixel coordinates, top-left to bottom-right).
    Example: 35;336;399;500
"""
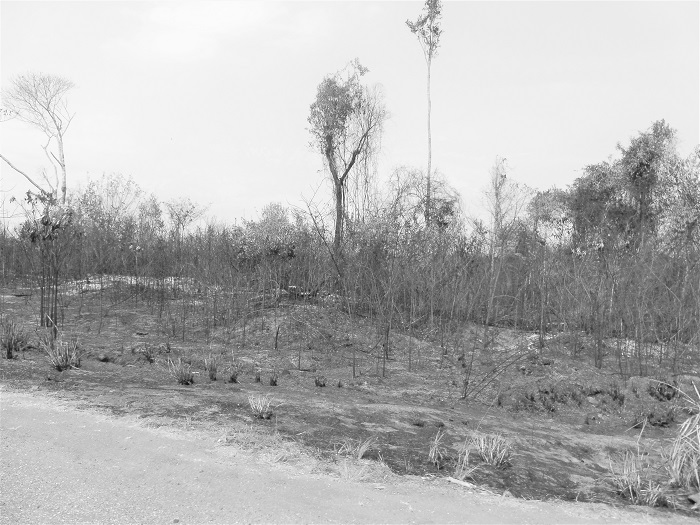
1;73;75;203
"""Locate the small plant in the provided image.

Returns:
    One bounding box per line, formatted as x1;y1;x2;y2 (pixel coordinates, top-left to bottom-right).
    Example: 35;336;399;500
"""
228;363;240;383
269;370;278;386
608;449;666;507
168;358;194;385
1;319;28;359
41;332;82;371
665;383;700;490
470;432;512;467
454;442;478;481
248;393;273;419
254;367;261;383
428;429;447;469
336;436;377;460
315;375;326;387
205;355;217;381
142;344;156;363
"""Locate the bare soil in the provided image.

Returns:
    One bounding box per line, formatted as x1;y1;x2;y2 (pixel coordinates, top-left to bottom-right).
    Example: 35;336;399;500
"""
1;286;698;521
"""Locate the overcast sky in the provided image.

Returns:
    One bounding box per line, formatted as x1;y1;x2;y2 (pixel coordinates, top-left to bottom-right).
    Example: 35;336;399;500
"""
1;1;698;225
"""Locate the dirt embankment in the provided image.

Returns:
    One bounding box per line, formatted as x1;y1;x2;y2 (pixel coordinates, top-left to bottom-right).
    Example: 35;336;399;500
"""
0;389;688;525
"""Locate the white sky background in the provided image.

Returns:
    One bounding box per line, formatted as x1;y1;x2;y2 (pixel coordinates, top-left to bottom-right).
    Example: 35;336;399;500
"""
1;0;698;226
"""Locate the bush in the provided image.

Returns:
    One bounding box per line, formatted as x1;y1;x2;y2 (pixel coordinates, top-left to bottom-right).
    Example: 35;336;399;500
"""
470;432;512;467
205;356;217;381
428;429;447;469
1;319;28;359
336;436;377;460
666;384;700;490
228;363;240;383
168;358;194;385
315;375;326;387
269;370;278;386
608;449;666;507
41;332;82;371
248;394;273;419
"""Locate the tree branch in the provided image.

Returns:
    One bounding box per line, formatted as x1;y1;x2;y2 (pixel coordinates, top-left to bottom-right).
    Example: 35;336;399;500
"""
0;152;48;194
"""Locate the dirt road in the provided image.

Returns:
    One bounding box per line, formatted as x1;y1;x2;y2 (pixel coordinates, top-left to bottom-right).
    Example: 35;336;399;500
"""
0;390;687;524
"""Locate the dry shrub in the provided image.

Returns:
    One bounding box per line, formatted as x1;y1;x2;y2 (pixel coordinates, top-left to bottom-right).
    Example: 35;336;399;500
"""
168;358;194;385
336;436;377;460
428;429;447;469
608;449;666;507
248;393;273;419
1;319;28;359
41;332;82;371
666;383;700;490
470;432;512;467
205;355;217;381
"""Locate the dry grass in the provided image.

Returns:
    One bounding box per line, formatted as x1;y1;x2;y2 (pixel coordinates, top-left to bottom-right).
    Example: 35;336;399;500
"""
336;436;377;460
248;393;274;419
454;442;479;481
608;448;666;507
428;429;447;469
470;432;512;467
41;332;82;371
205;355;218;381
666;383;700;490
168;357;194;385
1;318;28;359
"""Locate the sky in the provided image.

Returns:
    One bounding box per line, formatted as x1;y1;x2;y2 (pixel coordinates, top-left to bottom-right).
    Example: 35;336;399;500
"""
1;0;698;226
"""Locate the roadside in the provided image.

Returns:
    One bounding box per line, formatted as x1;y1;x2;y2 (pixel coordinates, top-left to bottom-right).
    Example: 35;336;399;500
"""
0;389;688;525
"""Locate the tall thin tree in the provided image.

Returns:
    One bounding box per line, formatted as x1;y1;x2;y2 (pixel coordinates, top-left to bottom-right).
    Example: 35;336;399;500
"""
407;0;443;223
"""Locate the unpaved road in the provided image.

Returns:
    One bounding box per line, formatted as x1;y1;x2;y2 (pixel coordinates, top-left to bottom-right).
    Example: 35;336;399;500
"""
0;390;689;524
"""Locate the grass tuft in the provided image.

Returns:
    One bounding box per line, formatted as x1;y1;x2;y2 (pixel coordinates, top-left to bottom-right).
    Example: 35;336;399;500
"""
41;332;82;371
666;383;700;490
336;436;377;460
248;393;274;419
1;319;28;359
205;355;217;381
470;432;512;467
168;357;194;385
609;449;666;507
428;429;447;469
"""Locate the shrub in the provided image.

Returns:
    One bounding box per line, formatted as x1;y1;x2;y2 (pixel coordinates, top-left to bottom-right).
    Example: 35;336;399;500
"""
336;436;377;460
315;375;326;387
41;332;82;371
168;358;194;385
269;370;278;386
454;442;478;481
248;394;273;419
228;363;240;383
1;319;28;359
648;380;679;402
470;432;512;467
142;344;156;364
666;384;700;490
254;367;261;383
205;356;217;381
428;429;447;469
608;449;666;507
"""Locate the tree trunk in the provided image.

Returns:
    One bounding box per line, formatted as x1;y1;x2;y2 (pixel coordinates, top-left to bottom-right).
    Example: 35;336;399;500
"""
425;56;432;223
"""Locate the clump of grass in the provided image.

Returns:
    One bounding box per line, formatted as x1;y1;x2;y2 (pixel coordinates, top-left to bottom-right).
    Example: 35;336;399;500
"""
228;363;240;383
428;429;447;469
315;375;326;387
454;442;478;481
41;332;82;371
269;370;278;386
205;355;217;381
609;449;666;507
470;432;512;467
1;319;28;359
254;366;261;383
666;383;700;490
336;436;377;460
142;344;156;363
248;393;273;419
168;357;194;385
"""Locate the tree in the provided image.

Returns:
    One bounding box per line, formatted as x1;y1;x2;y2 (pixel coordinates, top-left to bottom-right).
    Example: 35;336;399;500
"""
308;60;386;265
407;0;443;223
1;73;75;204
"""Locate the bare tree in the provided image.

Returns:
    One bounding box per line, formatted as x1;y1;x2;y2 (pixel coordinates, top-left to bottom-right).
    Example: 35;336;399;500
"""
308;60;386;265
1;73;74;203
407;0;443;223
